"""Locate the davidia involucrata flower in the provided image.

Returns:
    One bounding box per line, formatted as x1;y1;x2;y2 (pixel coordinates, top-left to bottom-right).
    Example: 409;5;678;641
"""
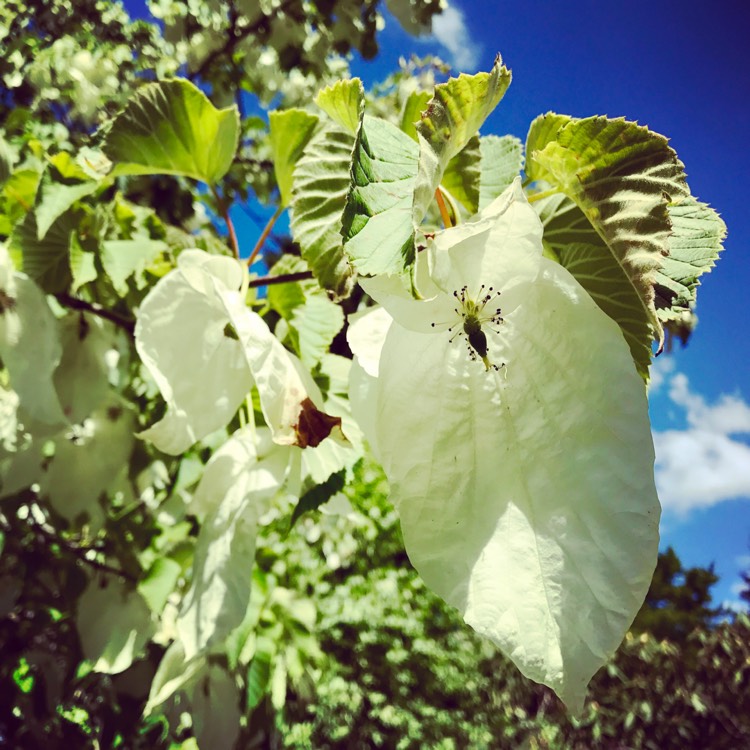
136;250;343;454
349;178;661;711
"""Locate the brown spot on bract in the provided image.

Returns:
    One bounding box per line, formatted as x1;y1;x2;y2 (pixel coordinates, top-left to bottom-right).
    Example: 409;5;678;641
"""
294;397;343;449
0;289;16;313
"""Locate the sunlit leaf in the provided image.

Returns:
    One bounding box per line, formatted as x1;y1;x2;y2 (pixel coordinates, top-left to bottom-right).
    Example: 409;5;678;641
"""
269;109;319;207
526;114;689;349
314;78;364;136
102;79;239;184
479;134;523;209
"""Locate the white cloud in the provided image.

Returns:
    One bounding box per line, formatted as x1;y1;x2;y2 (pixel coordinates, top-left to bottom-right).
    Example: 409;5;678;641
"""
430;4;481;71
653;372;750;514
648;356;675;394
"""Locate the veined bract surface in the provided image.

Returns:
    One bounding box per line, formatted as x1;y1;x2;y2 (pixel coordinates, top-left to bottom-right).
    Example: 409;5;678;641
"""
349;178;660;711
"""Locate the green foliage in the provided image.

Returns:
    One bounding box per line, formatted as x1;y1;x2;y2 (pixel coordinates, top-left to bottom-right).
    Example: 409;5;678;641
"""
0;0;731;745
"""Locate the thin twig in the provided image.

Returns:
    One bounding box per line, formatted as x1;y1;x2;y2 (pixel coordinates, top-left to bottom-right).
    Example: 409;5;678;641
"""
212;184;240;260
56;293;135;336
247;270;313;289
247;205;283;267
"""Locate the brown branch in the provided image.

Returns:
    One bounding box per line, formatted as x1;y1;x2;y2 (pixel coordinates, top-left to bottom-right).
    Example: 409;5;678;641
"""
56;293;135;336
247;270;313;289
247;205;283;267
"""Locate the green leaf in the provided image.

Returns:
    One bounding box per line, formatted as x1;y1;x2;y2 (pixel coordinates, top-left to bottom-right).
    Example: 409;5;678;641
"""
441;135;481;214
290;124;359;298
269;109;319;207
655;198;726;327
76;577;153;675
290;294;345;368
288;469;346;531
35;165;99;240
102;79;239;184
100;238;168;295
0;169;41;235
534;191;652;379
478;134;524;209
8;208;80;293
526;114;689;349
341;115;419;276
246;639;275;710
138;557;182;614
400;90;431;141
413;55;512;225
0;133;17;186
69;234;98;292
314;78;364;136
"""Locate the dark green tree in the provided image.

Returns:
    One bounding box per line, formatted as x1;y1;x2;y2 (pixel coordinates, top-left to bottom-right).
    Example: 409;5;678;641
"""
631;546;721;641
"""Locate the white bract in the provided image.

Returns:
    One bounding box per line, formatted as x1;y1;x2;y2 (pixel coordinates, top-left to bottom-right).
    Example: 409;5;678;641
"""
135;249;342;454
349;178;660;711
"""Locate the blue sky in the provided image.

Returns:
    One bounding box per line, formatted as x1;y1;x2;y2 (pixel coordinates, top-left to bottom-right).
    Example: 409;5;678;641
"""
122;0;750;610
359;0;750;612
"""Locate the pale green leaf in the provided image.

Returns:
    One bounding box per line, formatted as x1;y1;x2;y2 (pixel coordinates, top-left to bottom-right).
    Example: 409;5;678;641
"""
77;576;153;674
102;79;239;184
35;164;99;240
42;395;135;530
0;247;66;426
145;641;205;715
479;134;524;209
290;124;358;297
526;114;689;348
101;238;168;295
341;115;419;276
314;78;364;136
534;191;652;379
246;639;275;709
69;234;98;292
413;55;512;225
0;133;17;185
655;198;726;327
138;557;182;614
400;90;431;141
53;313;114;423
441;135;481;214
269;109;319;207
290;294;345;368
8;208;79;293
189;664;242;750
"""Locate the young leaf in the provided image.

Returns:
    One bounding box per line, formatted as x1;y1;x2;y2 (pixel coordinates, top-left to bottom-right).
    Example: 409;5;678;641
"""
290;124;359;298
441;135;481;214
76;577;154;675
290;294;345;369
314;78;365;136
269;109;319;208
8;208;80;294
34;160;101;240
413;55;512;226
100;238;168;295
526;114;690;350
655;198;726;330
479;134;524;209
288;469;346;531
341;115;419;276
102;79;239;185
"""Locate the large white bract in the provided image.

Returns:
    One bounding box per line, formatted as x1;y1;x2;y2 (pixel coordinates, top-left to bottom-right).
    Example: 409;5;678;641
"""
349;178;661;711
135;249;343;454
